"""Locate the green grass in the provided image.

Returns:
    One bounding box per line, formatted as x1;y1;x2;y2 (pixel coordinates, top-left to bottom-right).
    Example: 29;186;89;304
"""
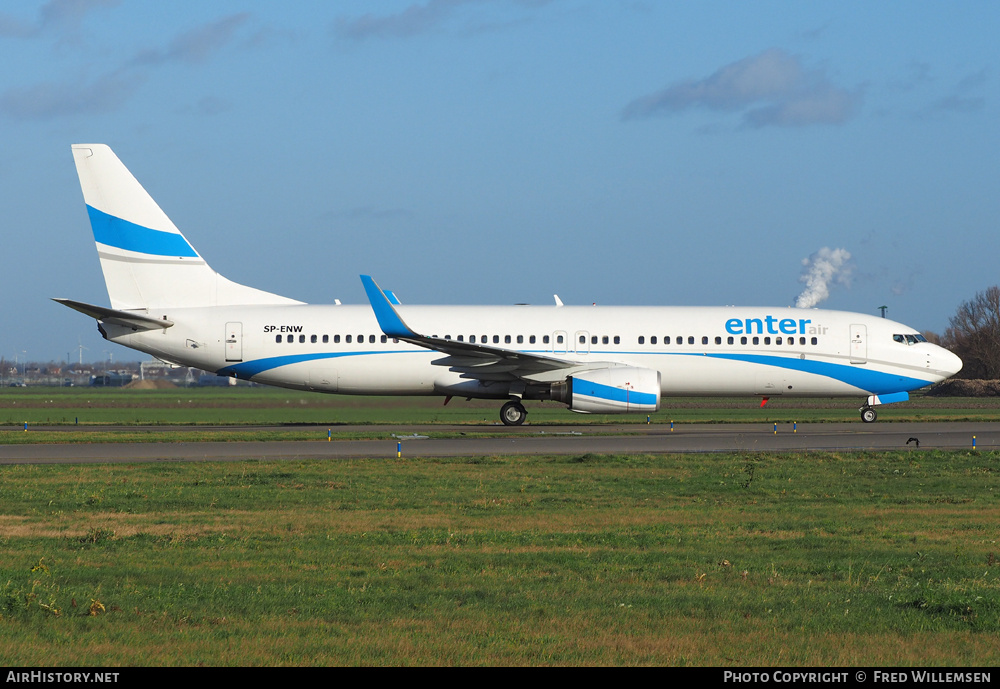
1;451;998;665
3;387;1000;426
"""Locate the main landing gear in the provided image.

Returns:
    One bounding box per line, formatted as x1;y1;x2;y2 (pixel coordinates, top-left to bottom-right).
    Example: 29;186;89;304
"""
860;405;878;423
500;400;527;426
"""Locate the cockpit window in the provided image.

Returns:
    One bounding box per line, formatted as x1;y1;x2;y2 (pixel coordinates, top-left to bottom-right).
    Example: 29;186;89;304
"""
893;334;904;343
894;333;927;345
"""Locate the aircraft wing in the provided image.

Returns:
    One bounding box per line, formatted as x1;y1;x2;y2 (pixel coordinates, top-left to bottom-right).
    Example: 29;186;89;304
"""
53;298;174;331
360;275;579;381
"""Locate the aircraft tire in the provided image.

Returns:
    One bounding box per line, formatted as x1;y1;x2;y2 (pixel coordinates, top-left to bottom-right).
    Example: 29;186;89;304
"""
500;401;527;426
861;407;877;423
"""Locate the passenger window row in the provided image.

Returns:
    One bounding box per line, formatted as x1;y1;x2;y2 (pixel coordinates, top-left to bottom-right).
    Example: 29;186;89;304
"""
274;332;820;347
272;333;631;347
275;334;390;344
440;334;623;345
637;335;819;346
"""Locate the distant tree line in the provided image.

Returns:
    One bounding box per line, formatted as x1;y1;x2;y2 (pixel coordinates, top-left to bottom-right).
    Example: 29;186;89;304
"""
941;285;1000;379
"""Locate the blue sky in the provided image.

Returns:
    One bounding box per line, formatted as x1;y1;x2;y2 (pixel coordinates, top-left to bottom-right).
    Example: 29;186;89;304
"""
2;0;997;364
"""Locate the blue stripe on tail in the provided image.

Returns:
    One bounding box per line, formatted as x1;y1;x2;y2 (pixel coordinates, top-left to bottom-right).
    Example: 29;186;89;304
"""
87;205;198;258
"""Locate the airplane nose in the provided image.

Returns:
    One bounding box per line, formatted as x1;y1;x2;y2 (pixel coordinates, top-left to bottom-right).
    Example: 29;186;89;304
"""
938;346;963;378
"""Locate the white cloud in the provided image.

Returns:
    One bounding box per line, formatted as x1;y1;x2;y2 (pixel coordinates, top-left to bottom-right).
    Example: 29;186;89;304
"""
1;13;253;121
332;0;552;41
623;48;862;128
333;0;472;41
131;13;251;66
0;0;119;41
0;69;143;120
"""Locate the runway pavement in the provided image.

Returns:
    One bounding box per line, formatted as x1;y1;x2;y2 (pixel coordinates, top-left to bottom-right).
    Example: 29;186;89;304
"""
0;422;996;464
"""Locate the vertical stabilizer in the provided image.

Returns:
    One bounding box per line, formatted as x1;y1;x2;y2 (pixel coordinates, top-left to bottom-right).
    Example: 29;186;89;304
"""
72;144;301;309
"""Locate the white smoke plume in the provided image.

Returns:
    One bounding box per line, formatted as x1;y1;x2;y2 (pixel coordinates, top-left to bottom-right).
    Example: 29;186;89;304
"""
795;247;852;308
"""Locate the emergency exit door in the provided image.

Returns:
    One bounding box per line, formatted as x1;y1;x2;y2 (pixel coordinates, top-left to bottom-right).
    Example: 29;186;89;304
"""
225;322;243;362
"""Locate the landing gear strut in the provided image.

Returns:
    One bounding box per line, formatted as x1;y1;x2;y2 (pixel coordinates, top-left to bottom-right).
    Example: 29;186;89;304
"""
860;406;878;423
500;400;527;426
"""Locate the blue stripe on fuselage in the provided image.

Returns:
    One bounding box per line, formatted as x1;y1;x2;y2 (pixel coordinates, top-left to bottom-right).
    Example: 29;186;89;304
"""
700;352;931;394
217;351;415;379
215;350;932;396
87;205;199;258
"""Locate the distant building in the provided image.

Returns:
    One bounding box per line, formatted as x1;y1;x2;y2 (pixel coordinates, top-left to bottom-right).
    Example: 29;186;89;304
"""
89;371;134;387
198;373;241;386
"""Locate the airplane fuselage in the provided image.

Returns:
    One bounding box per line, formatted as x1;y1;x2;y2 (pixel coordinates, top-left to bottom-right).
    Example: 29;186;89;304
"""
103;302;956;401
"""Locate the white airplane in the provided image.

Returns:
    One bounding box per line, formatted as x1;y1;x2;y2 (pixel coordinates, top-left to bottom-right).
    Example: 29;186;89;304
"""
57;144;962;426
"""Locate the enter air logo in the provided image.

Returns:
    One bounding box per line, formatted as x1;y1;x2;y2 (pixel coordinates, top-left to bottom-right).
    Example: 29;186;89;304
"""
725;317;813;336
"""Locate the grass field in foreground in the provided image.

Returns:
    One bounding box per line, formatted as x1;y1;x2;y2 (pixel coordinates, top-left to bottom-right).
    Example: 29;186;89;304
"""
0;451;997;666
3;387;1000;426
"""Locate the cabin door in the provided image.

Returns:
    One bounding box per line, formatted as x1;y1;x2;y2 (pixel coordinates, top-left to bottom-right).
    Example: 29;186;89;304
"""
850;324;867;364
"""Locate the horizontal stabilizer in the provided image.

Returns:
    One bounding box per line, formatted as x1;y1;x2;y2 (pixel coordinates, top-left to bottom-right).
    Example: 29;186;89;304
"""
53;298;173;331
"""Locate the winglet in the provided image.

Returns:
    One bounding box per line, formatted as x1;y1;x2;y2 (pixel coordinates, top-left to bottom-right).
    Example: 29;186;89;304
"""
360;275;417;339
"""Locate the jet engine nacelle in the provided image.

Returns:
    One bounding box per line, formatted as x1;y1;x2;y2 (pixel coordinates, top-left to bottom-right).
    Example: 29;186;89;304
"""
551;366;661;414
